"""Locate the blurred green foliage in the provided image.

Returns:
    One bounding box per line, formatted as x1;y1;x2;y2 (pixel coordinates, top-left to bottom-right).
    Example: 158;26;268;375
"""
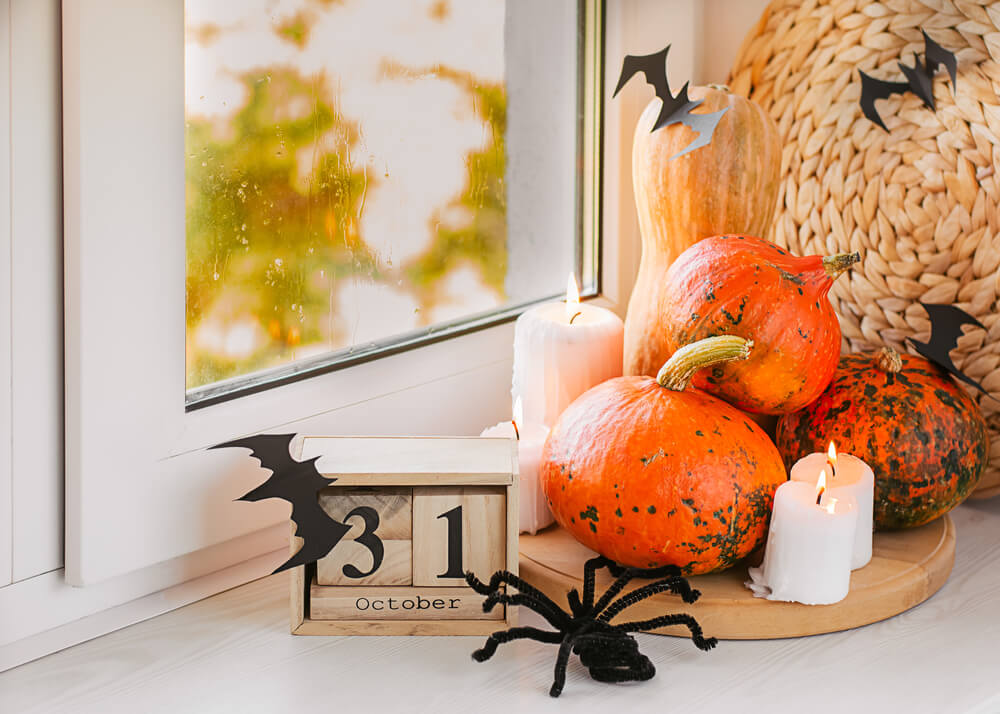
185;66;507;389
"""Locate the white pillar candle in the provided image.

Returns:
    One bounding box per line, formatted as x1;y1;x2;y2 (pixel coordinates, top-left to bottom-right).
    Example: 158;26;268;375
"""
480;416;553;535
512;275;624;427
789;446;874;570
746;478;858;605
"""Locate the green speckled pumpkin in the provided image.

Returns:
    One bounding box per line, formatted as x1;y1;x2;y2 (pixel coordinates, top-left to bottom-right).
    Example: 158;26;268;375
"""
541;336;787;574
775;348;988;530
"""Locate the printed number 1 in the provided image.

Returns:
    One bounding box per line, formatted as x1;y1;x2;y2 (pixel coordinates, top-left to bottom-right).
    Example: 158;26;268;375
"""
436;505;464;579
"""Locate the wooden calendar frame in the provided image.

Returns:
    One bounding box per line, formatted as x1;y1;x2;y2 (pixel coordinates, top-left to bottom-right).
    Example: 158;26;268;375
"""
289;436;519;636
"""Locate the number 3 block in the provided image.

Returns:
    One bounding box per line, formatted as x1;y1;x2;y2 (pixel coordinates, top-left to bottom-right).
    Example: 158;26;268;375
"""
315;488;412;586
411;487;506;587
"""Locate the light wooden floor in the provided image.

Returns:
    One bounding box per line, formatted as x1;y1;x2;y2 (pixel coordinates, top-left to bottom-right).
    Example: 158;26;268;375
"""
2;498;1000;714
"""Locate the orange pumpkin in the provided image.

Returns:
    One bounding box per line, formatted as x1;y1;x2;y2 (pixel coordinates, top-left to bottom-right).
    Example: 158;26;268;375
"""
776;348;988;529
628;235;858;415
624;85;782;377
541;336;786;574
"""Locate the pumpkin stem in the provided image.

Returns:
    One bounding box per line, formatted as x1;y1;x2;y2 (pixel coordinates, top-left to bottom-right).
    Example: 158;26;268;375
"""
875;346;903;373
656;336;753;391
822;252;861;279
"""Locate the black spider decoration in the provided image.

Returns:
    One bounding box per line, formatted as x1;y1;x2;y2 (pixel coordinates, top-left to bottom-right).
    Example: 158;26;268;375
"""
466;556;717;697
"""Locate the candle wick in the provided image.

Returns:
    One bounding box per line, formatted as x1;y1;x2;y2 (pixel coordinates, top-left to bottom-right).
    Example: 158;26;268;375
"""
816;488;824;506
569;311;582;325
512;420;520;440
828;460;837;479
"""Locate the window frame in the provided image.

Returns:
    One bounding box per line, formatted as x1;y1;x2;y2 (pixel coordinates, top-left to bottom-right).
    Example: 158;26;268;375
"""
63;0;613;586
184;0;604;411
0;0;64;589
0;0;12;589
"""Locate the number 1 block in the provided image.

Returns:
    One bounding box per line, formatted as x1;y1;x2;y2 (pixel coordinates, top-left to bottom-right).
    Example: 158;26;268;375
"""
411;487;506;587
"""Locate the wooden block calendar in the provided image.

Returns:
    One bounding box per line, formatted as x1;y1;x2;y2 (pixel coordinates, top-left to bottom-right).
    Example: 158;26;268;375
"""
290;436;519;636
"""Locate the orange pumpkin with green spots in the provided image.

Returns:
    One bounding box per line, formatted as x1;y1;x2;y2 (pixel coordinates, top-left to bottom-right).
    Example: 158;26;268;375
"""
776;348;988;529
541;336;787;574
626;235;858;415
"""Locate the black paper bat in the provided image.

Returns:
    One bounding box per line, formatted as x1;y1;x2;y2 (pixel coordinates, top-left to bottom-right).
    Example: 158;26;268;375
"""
211;433;352;574
859;30;957;131
907;303;992;398
613;44;729;160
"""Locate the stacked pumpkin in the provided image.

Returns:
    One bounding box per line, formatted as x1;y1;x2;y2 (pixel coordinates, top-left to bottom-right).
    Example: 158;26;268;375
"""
539;86;989;574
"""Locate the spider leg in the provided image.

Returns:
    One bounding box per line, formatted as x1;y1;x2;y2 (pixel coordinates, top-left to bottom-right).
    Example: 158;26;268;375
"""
549;634;577;697
466;570;566;620
482;591;571;630
591;567;639;614
598;578;701;622
566;588;584;617
608;562;682;580
471;626;564;662
636;572;700;603
613;613;718;651
582;556;613;610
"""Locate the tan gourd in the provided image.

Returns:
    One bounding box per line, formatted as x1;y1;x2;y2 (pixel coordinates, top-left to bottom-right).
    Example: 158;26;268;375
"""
624;85;781;377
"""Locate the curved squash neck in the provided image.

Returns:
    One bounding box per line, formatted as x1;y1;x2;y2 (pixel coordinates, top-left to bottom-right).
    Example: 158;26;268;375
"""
657;336;753;391
822;252;861;279
794;251;860;294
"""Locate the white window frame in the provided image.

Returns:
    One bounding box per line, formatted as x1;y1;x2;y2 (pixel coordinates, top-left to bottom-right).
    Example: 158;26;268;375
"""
0;0;65;591
62;0;607;586
0;0;12;590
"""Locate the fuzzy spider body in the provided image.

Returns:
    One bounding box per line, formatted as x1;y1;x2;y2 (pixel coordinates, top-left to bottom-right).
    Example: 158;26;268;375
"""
466;556;717;697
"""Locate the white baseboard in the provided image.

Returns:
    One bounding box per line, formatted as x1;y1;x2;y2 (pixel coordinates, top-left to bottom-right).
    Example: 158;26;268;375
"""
0;523;288;671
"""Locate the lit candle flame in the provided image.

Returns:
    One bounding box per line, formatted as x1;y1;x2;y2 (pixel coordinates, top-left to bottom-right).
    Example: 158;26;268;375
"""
565;273;581;323
512;396;523;441
815;468;827;506
827;440;838;479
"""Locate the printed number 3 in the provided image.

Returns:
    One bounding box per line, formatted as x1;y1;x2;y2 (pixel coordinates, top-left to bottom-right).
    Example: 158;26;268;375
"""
341;506;384;578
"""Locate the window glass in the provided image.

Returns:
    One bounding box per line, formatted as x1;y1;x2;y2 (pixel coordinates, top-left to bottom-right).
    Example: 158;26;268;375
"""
185;0;584;397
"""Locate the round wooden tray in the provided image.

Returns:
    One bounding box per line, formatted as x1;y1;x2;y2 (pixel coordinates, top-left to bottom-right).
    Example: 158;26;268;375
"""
519;514;955;640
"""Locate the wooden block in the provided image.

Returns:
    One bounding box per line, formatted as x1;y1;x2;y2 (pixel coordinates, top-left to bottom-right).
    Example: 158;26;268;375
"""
318;487;411;540
412;487;506;587
301;436;516;481
293;620;504;637
316;539;411;586
315;487;412;586
309;583;504;621
289;437;519;636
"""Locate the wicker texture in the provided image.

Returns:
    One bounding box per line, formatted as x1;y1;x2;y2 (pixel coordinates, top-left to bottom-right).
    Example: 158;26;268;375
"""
729;0;1000;497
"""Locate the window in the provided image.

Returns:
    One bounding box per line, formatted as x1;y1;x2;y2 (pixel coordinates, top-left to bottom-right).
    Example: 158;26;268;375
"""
64;0;603;586
184;0;598;406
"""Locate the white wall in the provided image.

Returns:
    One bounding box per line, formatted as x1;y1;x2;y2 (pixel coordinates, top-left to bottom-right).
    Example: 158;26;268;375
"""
697;0;772;84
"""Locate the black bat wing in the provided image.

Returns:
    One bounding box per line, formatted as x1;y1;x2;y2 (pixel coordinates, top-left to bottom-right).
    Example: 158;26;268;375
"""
908;303;994;399
613;44;724;158
613;45;670;100
210;433;301;485
212;433;352;573
275;486;353;574
899;60;936;110
923;29;957;90
859;70;911;131
919;303;985;354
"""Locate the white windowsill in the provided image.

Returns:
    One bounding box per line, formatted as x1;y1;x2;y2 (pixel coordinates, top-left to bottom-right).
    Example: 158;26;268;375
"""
1;499;997;711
